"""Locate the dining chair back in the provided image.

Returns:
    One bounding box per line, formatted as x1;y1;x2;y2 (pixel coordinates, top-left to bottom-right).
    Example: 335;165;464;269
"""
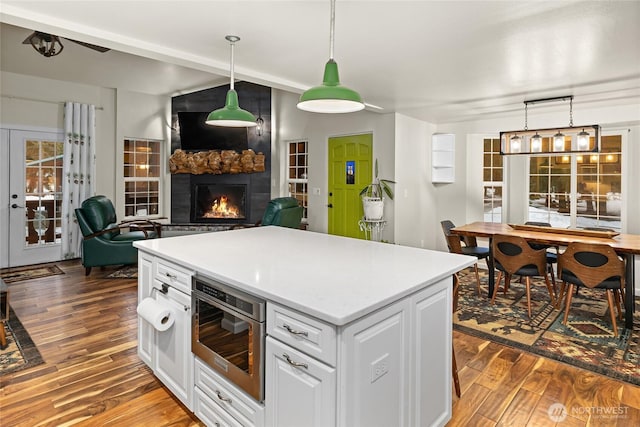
524;221;558;288
441;220;489;295
491;234;556;317
557;242;625;336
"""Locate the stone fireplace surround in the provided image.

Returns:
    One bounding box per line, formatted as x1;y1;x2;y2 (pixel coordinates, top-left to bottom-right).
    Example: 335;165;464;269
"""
170;82;271;226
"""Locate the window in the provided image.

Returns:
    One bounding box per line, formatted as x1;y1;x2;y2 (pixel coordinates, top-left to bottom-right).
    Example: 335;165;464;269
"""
123;138;161;217
287;140;308;221
483;138;503;223
25;139;64;245
528;135;622;230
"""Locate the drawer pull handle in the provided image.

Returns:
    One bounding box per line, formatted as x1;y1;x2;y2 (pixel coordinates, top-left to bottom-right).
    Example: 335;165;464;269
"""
165;272;177;280
282;324;308;337
215;390;232;403
283;353;308;369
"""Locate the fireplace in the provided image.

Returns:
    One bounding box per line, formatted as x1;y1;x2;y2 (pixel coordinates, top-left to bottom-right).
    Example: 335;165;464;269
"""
191;184;248;223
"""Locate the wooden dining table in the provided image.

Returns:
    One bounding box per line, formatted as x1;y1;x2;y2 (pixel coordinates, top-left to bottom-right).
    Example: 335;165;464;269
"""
452;221;640;330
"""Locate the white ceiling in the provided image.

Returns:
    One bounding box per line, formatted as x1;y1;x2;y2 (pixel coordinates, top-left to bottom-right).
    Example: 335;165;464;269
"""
1;1;639;123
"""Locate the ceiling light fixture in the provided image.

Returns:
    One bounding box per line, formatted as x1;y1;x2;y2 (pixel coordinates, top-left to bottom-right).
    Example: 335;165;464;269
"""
206;35;257;127
27;31;64;57
500;96;599;155
297;0;365;113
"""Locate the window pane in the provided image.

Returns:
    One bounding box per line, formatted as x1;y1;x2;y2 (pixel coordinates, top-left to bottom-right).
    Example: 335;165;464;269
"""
287;140;309;221
527;135;622;230
483;138;503;223
123;138;162;217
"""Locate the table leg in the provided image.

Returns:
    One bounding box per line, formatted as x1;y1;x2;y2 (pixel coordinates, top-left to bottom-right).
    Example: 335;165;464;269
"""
624;254;635;330
0;321;6;349
487;237;495;299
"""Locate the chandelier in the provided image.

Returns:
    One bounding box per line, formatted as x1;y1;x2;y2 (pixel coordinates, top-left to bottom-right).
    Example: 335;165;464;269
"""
500;96;600;155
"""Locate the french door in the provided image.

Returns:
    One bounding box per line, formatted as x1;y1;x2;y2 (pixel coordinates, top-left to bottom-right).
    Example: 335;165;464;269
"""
1;128;64;267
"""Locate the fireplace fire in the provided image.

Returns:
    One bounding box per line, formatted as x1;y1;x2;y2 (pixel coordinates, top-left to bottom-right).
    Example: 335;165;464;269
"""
203;195;241;218
192;184;247;223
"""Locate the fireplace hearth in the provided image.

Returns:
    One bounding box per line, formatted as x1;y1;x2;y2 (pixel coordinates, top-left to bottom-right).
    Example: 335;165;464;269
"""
192;184;247;223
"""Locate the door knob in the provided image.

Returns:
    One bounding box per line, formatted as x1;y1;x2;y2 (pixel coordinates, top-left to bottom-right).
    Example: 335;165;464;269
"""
11;203;24;209
327;203;333;208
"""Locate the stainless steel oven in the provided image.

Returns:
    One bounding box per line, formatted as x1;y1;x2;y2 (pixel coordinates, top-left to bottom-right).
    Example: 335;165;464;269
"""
192;276;265;402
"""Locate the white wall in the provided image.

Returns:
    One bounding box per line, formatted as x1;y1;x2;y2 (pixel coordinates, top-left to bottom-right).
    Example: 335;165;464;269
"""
0;71;169;219
114;89;171;219
393;114;436;249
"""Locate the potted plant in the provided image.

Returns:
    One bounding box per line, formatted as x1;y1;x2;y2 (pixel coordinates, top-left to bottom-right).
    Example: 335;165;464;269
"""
359;159;395;220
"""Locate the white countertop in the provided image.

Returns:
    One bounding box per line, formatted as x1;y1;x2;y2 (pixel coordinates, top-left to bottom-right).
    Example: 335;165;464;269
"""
135;227;476;326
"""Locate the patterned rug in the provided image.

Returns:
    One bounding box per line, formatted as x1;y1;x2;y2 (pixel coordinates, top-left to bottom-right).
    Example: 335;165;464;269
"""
0;264;64;283
454;268;640;386
105;265;138;279
1;307;44;375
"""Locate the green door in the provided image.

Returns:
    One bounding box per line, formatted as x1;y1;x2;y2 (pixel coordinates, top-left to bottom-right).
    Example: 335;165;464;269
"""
328;134;373;238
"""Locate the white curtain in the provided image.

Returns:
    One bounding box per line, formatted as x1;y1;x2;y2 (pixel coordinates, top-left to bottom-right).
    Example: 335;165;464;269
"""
61;102;96;259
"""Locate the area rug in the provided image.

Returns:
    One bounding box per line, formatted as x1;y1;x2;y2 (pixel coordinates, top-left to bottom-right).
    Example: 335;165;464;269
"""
1;307;44;375
0;264;64;283
105;265;138;279
453;268;640;386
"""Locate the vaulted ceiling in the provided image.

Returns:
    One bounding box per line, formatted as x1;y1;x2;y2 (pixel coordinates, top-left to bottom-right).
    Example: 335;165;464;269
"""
2;1;639;123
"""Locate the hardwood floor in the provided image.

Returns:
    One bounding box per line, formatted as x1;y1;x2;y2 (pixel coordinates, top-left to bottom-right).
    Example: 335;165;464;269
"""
1;260;639;426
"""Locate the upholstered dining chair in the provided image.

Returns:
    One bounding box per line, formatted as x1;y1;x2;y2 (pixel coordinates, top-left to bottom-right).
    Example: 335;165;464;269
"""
441;220;490;296
75;195;160;275
491;234;556;318
557;242;625;336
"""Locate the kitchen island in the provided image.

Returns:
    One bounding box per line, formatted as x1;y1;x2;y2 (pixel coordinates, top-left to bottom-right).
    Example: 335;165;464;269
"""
135;226;475;427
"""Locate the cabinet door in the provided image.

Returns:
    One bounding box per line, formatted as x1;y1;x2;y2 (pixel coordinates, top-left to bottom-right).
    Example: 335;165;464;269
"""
137;253;154;366
154;285;194;410
265;337;336;427
412;279;451;427
340;299;411;427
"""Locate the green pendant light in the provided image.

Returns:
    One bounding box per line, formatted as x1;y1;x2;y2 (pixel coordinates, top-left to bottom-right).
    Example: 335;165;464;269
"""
206;35;257;127
297;0;364;113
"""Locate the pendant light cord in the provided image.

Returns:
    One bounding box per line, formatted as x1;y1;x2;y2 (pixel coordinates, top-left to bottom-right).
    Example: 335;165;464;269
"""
229;39;235;91
569;98;573;127
225;35;240;91
329;0;336;60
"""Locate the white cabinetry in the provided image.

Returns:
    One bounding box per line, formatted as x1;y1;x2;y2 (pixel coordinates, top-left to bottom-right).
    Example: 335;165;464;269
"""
137;254;194;411
411;280;452;426
432;133;455;183
137;253;154;366
194;357;265;427
265;277;451;427
154;281;193;410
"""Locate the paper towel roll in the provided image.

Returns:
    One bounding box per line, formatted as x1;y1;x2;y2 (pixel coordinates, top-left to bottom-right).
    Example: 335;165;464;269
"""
137;297;175;331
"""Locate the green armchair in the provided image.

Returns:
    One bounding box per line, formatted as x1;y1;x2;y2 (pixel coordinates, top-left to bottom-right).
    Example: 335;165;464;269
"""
75;195;160;275
260;197;304;228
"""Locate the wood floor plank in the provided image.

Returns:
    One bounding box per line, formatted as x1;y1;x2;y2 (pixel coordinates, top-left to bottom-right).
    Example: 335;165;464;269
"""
496;388;541;426
2;259;639;426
